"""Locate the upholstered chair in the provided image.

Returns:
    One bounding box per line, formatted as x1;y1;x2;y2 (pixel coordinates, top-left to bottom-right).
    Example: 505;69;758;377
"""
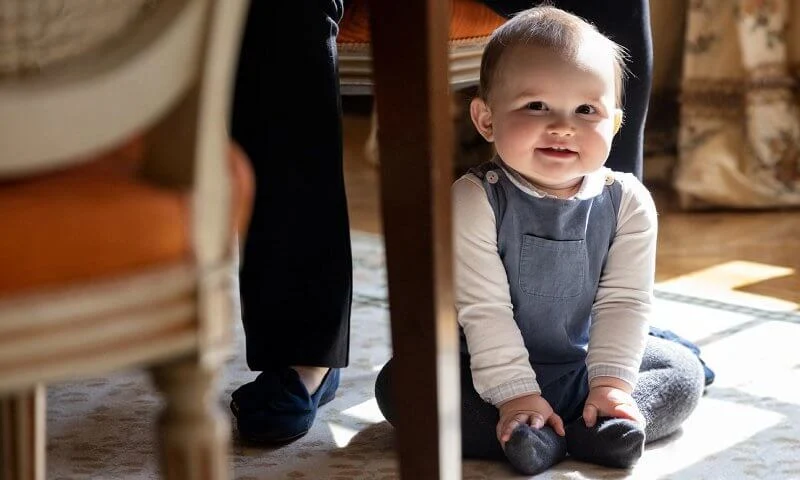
0;1;252;478
337;0;504;167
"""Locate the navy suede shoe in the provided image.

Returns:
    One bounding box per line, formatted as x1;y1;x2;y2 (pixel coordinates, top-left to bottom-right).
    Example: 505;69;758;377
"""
230;367;340;443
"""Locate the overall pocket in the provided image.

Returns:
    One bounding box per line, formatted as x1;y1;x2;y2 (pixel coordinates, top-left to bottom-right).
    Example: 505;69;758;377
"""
519;235;587;299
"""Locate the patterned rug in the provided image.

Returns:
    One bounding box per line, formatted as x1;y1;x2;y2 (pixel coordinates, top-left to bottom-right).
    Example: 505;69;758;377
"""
47;232;800;479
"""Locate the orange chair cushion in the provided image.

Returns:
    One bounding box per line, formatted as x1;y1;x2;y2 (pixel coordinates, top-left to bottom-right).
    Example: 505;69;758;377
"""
0;138;253;297
338;0;505;45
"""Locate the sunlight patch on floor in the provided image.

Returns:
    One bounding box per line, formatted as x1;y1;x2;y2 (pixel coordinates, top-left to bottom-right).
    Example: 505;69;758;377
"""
650;296;755;342
656;261;797;311
629;397;785;479
743;367;800;407
325;398;387;447
327;422;359;448
342;398;385;423
700;320;800;398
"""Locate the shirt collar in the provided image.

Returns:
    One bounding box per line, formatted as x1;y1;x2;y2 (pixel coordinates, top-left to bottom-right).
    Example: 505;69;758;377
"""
491;156;609;200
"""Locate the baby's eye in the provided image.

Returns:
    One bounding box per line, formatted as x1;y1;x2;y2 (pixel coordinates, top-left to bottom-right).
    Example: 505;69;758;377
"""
526;101;548;111
575;104;597;115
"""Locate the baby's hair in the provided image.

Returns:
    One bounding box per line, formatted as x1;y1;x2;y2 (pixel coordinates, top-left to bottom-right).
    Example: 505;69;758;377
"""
478;5;629;106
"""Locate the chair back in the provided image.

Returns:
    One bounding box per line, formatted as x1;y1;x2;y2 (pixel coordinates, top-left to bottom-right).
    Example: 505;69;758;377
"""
0;0;249;265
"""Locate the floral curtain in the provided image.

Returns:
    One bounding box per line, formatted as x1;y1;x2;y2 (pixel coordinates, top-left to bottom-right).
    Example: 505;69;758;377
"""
673;0;800;208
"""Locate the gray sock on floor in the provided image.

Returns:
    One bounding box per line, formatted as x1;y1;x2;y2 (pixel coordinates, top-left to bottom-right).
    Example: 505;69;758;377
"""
503;425;566;475
565;416;645;468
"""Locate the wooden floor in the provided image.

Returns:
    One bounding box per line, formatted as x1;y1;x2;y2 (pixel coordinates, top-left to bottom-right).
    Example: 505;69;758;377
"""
342;111;800;309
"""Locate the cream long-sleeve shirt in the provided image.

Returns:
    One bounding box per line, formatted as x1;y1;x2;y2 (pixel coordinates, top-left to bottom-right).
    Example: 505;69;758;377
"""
453;165;658;407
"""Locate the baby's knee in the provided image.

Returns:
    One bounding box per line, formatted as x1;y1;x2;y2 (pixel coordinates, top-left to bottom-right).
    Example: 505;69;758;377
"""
659;342;706;423
648;337;704;380
670;341;705;396
374;360;395;424
641;338;706;413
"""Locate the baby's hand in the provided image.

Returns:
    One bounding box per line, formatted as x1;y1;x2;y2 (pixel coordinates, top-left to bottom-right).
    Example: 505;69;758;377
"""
583;378;645;428
496;394;565;446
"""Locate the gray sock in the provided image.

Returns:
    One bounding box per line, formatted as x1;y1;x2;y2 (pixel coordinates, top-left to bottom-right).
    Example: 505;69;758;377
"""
503;425;566;475
565;416;645;468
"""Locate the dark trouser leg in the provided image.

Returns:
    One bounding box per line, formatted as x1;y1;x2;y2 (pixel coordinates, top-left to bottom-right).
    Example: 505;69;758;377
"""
231;1;351;369
480;0;653;179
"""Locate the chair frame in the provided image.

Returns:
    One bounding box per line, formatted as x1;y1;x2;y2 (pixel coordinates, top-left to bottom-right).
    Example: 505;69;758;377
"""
1;0;460;478
0;1;249;478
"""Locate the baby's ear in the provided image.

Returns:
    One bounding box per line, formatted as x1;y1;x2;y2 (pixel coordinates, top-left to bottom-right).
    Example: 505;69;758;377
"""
613;109;623;135
470;97;494;142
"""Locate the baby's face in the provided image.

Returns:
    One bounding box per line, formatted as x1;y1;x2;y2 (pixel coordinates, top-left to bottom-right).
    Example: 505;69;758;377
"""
477;43;621;192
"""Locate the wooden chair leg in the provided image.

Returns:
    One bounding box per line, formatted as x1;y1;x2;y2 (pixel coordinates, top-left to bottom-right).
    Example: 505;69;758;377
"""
151;358;230;480
0;385;46;480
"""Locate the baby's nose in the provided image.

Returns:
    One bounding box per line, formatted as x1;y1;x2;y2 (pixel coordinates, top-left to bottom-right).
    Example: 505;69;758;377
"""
547;121;575;136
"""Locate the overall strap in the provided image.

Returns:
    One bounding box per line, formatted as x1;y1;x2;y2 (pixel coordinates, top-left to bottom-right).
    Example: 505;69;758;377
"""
467;160;498;180
604;172;623;217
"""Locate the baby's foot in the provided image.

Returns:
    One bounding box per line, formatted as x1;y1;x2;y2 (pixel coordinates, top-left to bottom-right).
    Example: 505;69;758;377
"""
503;424;566;475
566;417;645;468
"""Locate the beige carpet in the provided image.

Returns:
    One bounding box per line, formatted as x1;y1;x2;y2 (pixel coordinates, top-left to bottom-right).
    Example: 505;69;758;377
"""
47;232;800;479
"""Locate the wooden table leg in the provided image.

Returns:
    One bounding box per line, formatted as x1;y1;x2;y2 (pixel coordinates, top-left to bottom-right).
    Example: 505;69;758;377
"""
367;1;462;479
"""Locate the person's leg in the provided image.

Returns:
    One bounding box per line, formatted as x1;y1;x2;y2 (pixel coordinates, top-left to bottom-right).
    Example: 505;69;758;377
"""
552;0;651;179
564;337;705;467
633;336;705;442
229;0;351;443
648;326;716;387
375;356;505;460
232;0;351;371
375;356;566;475
479;0;653;179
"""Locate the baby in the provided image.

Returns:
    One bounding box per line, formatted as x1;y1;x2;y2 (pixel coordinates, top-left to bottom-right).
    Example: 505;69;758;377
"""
375;5;705;475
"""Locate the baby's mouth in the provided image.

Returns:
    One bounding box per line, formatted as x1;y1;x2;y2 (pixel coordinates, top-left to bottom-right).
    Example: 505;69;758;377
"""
537;146;576;157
